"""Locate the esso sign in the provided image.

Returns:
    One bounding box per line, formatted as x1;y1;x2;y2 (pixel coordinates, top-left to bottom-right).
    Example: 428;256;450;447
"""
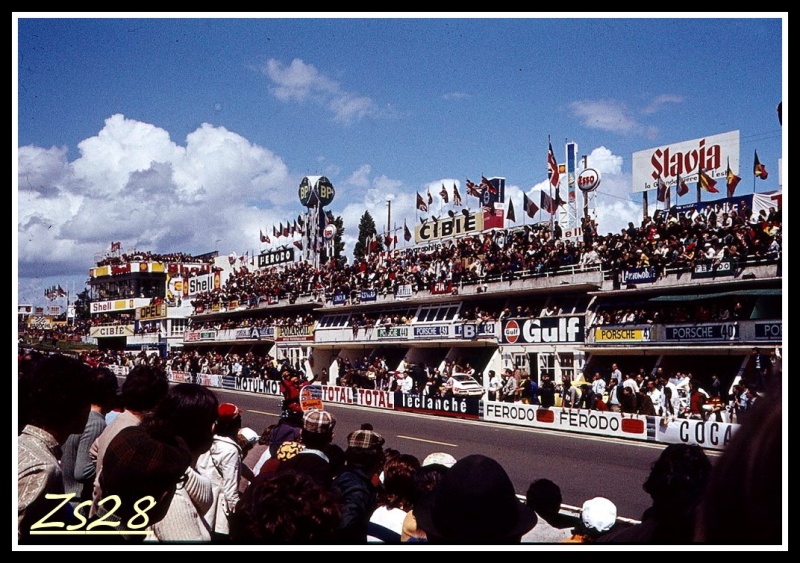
504;319;520;343
578;168;601;192
323;224;337;240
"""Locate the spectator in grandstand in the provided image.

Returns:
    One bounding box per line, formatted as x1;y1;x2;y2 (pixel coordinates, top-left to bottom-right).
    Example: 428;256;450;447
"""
367;453;421;542
140;383;220;543
62;366;119;513
89;364;169;518
694;379;781;544
332;427;386;543
599;444;712;544
521;478;576;543
414;454;538;543
18;354;93;542
230;470;341;544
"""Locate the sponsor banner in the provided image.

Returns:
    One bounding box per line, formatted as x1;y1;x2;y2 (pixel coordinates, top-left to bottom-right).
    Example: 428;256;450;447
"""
136;302;167;321
89;324;135;338
621;267;658;285
257;247;295;268
48;306;62;316
277;324;315;341
266;295;280;305
755;322;782;340
234;326;276;340
186;272;219;297
236;378;282;396
413;325;450;338
430;280;453;295
595;327;652;343
483;402;649;440
196;374;214;387
395;284;413;299
631;130;739;193
29;317;52;329
500;316;584;344
692;259;735;279
415;211;484;244
300;385;324;411
320;385;356;405
377;326;409;339
355;388;395;409
108;364;130;377
332;292;347;305
453;322;496;338
220;375;238;390
184;329;218;342
360;288;377;302
666;323;739;341
655;418;739;451
90;298;150;314
167;369;193;383
18;304;33;314
394;393;480;419
35;307;44;316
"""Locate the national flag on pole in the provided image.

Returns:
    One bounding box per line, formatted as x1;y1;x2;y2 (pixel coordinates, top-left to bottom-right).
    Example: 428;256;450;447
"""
277;223;283;238
656;175;669;203
453;183;462;206
404;220;412;242
523;192;539;218
293;240;303;250
754;150;768;180
325;210;336;225
57;285;67;298
465;178;482;198
283;223;290;237
416;192;428;213
481;176;498;194
676;174;690;197
726;158;741;198
540;191;558;215
506;198;516;223
427;189;433;205
111;241;121;252
273;225;279;238
297;214;305;227
264;232;271;244
547;139;560;188
260;229;267;243
440;183;449;203
698;168;719;193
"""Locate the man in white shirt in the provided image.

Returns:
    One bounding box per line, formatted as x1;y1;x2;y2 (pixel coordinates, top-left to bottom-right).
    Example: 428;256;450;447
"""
487;370;502;402
591;372;607;410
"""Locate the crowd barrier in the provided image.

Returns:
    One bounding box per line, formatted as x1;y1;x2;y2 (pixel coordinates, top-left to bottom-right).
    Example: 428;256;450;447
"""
105;368;741;451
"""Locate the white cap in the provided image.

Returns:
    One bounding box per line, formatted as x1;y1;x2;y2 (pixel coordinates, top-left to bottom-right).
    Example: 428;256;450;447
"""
581;497;617;532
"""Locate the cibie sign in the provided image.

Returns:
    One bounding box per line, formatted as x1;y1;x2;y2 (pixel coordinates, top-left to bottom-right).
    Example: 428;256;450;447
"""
578;168;601;192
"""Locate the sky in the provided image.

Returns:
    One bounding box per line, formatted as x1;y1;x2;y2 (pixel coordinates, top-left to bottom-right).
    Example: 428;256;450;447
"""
14;14;786;309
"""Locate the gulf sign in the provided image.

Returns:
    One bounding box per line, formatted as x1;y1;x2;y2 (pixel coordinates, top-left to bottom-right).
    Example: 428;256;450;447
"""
501;317;585;344
631;130;739;193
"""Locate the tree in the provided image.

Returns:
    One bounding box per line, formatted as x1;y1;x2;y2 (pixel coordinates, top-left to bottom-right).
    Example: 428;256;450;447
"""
353;211;378;260
73;289;91;321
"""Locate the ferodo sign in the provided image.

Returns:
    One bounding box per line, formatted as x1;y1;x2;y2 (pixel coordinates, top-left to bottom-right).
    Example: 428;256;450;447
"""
501;316;584;344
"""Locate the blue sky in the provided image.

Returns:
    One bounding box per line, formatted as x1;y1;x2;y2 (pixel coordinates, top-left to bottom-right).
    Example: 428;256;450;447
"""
14;14;786;308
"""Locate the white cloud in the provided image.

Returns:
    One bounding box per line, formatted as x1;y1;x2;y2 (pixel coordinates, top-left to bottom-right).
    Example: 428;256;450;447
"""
264;58;378;124
569;99;641;135
642;94;685;114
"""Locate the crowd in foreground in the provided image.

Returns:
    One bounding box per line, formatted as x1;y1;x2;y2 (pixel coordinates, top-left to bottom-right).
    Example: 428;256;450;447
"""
17;351;782;546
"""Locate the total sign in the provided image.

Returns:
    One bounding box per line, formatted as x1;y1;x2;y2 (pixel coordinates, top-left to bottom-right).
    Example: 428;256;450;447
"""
501;316;585;344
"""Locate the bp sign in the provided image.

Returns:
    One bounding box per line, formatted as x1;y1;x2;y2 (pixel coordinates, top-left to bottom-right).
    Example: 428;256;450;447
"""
299;176;336;208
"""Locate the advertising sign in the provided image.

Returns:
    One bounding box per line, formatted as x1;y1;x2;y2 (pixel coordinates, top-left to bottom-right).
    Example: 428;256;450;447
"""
258;247;295;268
415;211;484;244
665;323;739;341
500;316;584;344
631;130;740;193
594;327;652;343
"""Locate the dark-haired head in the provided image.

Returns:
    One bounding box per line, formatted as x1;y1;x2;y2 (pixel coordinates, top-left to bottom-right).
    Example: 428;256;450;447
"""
121;364;169;413
142;383;218;458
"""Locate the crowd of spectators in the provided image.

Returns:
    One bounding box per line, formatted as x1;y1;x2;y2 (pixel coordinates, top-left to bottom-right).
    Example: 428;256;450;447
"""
188;204;781;313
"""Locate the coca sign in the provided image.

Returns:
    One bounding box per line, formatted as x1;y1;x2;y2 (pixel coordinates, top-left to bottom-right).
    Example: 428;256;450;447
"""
578;168;600;192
